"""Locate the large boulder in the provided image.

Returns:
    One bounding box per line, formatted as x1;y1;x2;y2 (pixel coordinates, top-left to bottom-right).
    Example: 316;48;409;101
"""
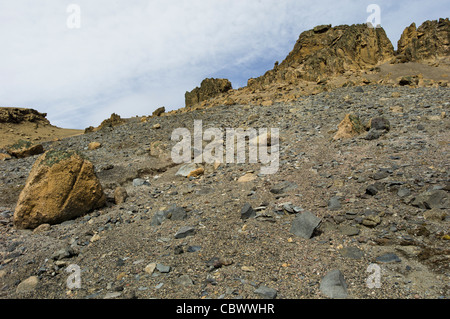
185;78;232;107
13;150;106;229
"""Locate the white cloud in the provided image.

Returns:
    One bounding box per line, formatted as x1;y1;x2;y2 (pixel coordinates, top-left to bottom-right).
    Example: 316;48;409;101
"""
0;0;448;128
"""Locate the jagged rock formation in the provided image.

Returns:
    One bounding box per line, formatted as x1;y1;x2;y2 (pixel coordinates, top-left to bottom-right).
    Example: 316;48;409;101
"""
396;18;450;63
247;23;394;88
180;19;449;111
0;107;50;125
185;78;232;107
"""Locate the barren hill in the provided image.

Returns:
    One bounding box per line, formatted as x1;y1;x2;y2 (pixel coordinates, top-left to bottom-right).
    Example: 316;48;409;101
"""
0;18;449;300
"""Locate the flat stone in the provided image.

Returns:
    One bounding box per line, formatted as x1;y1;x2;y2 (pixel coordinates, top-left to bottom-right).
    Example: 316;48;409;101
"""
16;276;39;294
320;269;348;299
254;285;277;299
412;190;448;209
339;247;364;259
156;264;171;273
375;253;401;263
290;211;321;239
339;225;360;236
175;274;194;286
174;226;196;239
328;196;341;210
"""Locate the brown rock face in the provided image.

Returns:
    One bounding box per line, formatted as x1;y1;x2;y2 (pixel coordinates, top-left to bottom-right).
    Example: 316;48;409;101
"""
396;18;450;62
0;108;50;125
185;78;232;107
248;23;394;88
13;150;106;229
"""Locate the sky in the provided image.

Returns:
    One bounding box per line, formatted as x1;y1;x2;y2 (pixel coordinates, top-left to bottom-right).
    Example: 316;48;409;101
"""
0;0;449;129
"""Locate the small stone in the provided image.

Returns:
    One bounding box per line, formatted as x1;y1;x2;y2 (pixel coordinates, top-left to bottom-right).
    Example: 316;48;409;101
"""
32;223;51;234
237;173;257;183
368;117;390;131
290;211;321;239
254;285;277;299
320;269;348;299
366;185;379;196
156;264;171;273
104;292;122;299
175;274;194;286
375;253;401;263
241;203;256;220
133;178;149;187
328;196;341;211
270;181;298;194
16;276;39;294
241;266;256;272
88;142;101;150
174;226;196;239
144;263;157;274
372;170;389;180
114;187;128;204
339;225;360;236
90;233;101;242
397;187;411;198
339;247;364;259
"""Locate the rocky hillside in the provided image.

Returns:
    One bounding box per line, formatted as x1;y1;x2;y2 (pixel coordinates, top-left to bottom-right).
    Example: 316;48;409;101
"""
182;19;449;110
0;18;449;300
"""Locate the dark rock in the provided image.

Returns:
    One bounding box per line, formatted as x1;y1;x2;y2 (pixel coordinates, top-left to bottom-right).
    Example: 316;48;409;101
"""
290;212;321;239
270;181;298;194
412;189;448;209
375;253;401;263
174;226;196;239
241;203;256;220
320;269;348;299
328;196;341;210
254;285;277;299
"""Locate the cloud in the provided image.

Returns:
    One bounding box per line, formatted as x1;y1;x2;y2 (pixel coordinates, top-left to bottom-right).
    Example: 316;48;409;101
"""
0;0;448;128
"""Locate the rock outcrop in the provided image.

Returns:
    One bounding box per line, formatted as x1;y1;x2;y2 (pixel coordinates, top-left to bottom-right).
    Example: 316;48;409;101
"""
0;107;50;125
185;78;232;107
396;18;450;63
248;23;394;88
7;140;44;158
13;150;106;229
